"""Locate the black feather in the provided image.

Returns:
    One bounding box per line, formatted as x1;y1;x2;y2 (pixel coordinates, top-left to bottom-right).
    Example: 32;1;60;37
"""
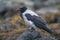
25;14;53;34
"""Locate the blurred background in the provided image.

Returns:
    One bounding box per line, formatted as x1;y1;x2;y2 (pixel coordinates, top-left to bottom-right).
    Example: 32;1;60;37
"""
0;0;60;40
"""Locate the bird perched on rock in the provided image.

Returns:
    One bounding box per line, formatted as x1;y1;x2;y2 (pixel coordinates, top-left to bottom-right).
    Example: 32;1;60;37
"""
16;6;54;34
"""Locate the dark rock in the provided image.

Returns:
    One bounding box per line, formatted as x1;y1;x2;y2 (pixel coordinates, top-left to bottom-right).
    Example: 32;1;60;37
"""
16;29;41;40
16;29;57;40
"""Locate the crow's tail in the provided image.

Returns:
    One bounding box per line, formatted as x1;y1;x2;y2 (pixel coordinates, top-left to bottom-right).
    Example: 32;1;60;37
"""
42;26;54;34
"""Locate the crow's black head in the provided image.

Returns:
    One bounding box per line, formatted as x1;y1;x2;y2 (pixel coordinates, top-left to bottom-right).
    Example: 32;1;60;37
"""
16;7;27;18
16;7;27;13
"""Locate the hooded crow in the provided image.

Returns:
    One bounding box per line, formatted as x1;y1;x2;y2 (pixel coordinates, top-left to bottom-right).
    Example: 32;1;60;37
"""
16;7;54;34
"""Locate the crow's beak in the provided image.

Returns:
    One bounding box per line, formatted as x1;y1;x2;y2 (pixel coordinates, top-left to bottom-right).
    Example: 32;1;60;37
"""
16;8;20;12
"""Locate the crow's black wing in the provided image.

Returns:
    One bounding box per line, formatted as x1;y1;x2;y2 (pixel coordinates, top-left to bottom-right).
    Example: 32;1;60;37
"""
25;14;47;28
25;14;53;34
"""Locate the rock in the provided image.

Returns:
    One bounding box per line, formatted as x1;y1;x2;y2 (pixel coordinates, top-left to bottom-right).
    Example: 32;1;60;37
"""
6;37;13;40
16;29;41;40
0;23;16;31
16;29;57;40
